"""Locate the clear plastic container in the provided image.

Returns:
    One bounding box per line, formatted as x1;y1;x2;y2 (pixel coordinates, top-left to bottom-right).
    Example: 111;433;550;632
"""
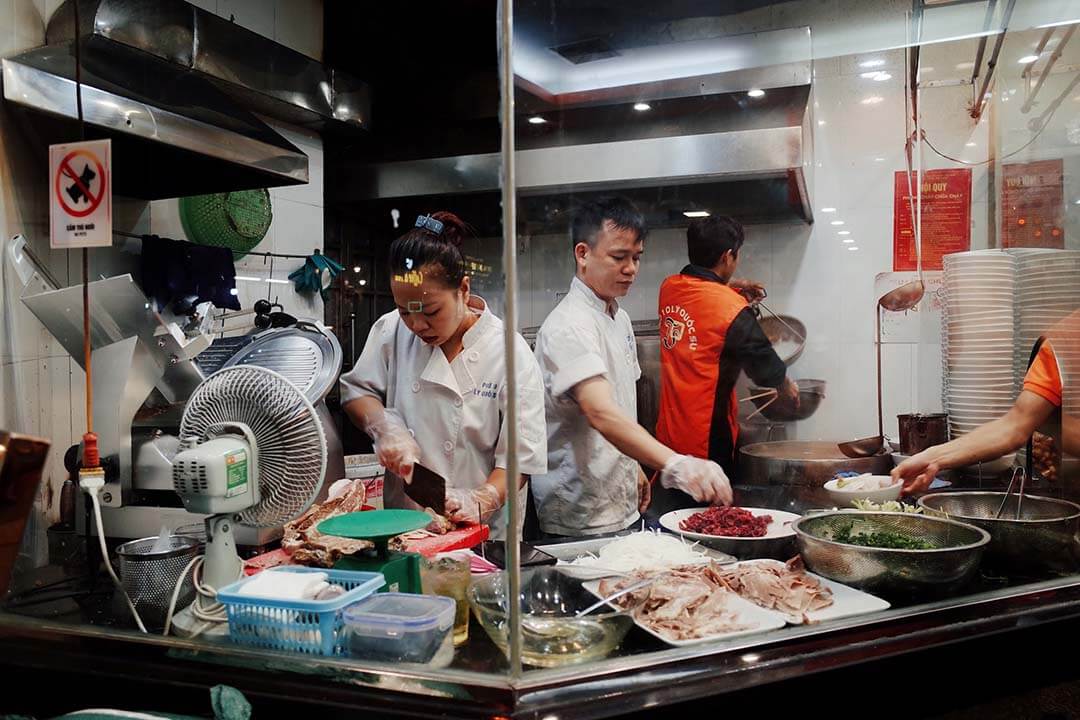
343;592;455;665
419;550;472;646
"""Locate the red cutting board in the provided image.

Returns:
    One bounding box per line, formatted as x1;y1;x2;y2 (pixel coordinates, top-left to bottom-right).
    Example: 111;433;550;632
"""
401;524;490;558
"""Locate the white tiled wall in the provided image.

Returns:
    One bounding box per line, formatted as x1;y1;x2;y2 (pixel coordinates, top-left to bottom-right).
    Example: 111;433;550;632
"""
0;0;326;527
515;8;1080;444
1;0;77;531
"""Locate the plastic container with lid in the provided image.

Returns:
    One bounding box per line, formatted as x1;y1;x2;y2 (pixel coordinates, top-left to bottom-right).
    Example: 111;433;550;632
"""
343;592;455;665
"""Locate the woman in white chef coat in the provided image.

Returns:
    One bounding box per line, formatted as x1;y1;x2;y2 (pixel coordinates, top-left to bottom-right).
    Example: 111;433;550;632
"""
339;211;547;539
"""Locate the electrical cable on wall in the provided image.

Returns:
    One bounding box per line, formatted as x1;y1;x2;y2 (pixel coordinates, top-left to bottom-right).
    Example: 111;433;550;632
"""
71;0;146;634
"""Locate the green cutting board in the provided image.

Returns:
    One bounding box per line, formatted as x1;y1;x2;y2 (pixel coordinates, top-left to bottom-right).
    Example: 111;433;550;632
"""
317;509;431;540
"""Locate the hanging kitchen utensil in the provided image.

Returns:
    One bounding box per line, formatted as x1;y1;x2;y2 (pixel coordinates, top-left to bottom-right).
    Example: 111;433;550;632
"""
179;190;273;258
839;306;888;458
840;27;924;459
881;18;926;313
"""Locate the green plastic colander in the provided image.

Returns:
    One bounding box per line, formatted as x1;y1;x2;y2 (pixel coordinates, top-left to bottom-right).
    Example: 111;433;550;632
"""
179;190;273;257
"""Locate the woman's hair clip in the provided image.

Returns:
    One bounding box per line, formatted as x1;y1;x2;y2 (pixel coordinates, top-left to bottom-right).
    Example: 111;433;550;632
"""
415;214;444;235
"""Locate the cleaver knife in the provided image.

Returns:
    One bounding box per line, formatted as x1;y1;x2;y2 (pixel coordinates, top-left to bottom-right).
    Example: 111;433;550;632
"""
402;463;447;515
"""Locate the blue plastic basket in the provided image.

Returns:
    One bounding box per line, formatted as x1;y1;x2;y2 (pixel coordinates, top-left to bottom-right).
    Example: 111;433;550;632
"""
217;567;385;656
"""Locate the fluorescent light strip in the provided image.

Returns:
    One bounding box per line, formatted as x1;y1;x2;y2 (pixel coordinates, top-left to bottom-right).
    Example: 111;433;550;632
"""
683;210;711;218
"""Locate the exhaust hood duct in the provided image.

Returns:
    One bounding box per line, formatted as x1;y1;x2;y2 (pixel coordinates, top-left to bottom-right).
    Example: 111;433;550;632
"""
1;0;370;199
355;26;814;227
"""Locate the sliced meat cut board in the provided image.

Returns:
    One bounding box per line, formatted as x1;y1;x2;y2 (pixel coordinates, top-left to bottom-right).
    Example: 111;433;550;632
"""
583;561;889;646
582;579;786;647
725;559;890;625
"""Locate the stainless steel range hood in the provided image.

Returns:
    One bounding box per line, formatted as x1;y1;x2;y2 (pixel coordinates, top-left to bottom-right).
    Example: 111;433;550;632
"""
1;0;370;199
355;26;814;227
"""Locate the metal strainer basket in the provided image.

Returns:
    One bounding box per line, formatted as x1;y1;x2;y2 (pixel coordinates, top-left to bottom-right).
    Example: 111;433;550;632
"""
918;492;1080;575
116;535;200;628
793;511;989;597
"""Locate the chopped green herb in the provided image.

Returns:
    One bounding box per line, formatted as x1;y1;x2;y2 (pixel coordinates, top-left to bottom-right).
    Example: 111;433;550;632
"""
832;523;934;550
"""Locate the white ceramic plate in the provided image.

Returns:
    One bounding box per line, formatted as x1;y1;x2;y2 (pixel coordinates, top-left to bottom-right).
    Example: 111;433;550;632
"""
659;508;800;544
726;560;891;625
582;578;786;647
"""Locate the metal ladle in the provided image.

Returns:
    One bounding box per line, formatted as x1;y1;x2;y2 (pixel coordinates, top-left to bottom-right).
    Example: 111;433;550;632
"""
839;35;926;459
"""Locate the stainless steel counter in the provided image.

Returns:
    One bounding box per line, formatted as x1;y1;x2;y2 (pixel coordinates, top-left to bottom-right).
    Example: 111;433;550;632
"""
6;537;1080;718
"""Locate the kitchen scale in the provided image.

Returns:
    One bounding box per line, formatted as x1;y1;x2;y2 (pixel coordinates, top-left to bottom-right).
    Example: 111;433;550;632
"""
318;509;431;593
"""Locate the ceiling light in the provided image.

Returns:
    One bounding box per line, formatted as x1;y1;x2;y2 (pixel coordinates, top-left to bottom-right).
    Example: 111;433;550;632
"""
831;220;845;226
358;279;367;286
633;102;651;111
821;207;837;213
352;266;361;273
956;61;975;70
266;278;289;285
859;59;885;68
1018;55;1039;64
683;210;711;218
860;71;893;81
860;96;884;105
818;120;826;126
235;275;260;282
838;230;851;235
965;141;977;147
528;116;547;124
843;238;855;243
874;157;885;162
1074;199;1080;205
848;246;859;251
747;89;765;98
228;289;238;296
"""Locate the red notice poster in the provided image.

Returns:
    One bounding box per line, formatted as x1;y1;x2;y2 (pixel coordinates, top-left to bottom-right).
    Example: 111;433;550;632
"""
1002;159;1064;249
893;168;972;271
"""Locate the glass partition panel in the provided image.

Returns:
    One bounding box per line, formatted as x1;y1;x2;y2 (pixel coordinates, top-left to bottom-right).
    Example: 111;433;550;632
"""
508;0;1080;680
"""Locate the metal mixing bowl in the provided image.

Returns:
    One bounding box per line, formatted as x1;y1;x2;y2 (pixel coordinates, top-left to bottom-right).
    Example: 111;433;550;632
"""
758;313;806;366
748;379;826;422
793;511;989;597
918;492;1080;575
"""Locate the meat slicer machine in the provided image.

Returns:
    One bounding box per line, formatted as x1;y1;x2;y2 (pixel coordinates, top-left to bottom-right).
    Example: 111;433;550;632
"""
20;270;344;544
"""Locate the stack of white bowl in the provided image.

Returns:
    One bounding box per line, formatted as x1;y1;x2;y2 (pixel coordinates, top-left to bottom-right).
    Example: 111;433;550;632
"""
1012;248;1080;414
941;250;1018;441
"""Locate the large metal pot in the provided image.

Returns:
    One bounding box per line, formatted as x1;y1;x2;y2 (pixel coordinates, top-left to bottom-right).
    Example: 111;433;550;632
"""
737;441;893;512
897;413;948;455
918;492;1080;575
739;441;891;486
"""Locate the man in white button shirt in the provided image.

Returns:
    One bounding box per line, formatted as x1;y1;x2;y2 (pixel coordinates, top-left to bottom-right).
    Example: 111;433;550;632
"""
532;197;733;537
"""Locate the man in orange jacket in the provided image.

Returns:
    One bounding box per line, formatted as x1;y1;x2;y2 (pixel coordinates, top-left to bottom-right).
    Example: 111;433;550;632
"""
654;216;798;510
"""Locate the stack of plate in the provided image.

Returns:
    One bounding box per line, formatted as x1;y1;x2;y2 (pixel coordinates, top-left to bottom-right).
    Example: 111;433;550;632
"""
1013;249;1080;414
942;250;1017;441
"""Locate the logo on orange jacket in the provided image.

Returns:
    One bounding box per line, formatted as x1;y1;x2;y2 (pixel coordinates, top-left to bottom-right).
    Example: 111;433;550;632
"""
662;316;686;349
